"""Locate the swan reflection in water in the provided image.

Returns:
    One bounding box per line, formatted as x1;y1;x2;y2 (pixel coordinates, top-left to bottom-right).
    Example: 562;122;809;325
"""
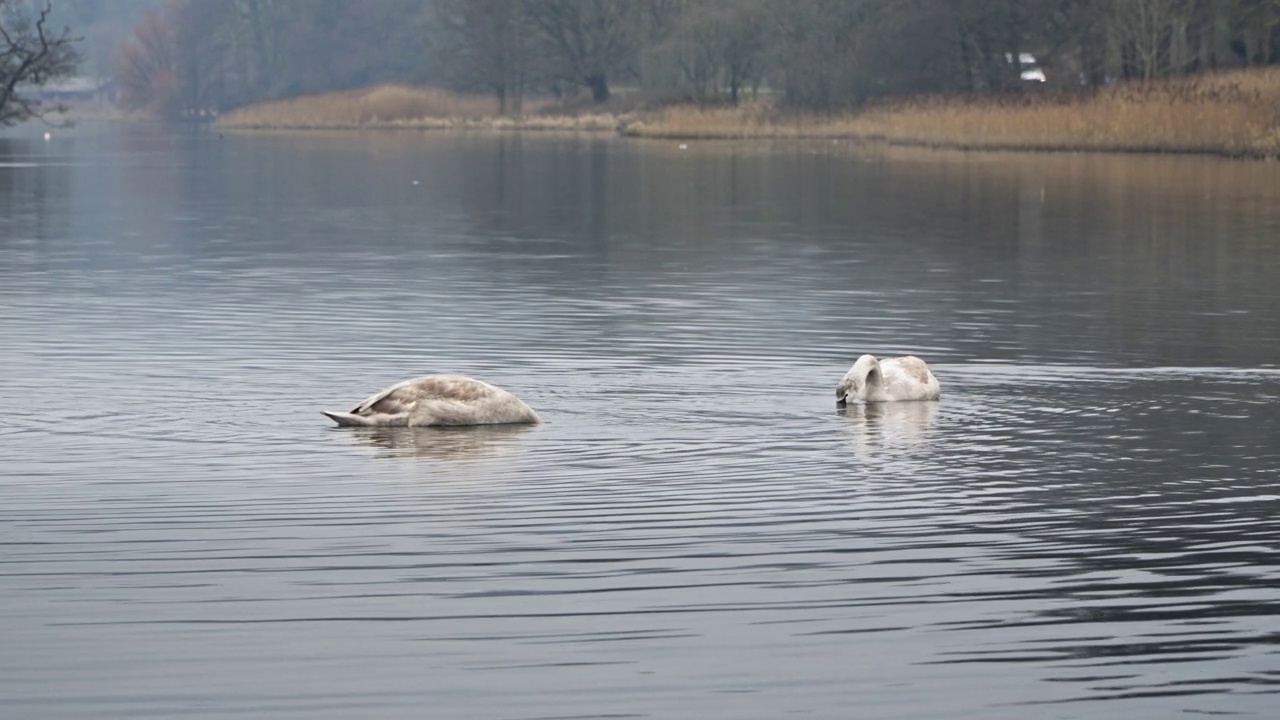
839;400;939;449
343;424;537;460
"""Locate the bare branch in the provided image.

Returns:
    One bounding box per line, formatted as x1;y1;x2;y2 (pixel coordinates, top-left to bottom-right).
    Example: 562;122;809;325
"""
0;0;83;126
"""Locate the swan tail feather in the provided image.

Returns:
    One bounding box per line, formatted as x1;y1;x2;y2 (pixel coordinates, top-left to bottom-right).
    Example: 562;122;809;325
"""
322;410;373;427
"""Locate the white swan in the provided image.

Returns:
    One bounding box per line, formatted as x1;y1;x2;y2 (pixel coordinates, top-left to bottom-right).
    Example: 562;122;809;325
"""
836;355;940;404
323;374;540;427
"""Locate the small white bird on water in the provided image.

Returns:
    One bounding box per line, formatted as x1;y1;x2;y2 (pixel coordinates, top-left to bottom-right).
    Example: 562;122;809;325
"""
836;355;940;404
323;374;540;427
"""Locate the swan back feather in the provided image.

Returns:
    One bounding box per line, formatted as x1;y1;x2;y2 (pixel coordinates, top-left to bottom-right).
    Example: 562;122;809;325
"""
324;374;540;427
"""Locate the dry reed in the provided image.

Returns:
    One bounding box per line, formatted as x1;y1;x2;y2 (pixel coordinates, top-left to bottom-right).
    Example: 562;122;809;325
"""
215;83;623;132
215;71;1280;158
623;68;1280;158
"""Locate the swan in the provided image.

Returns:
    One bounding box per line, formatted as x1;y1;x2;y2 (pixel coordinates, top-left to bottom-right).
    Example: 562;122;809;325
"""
323;374;540;427
836;355;940;404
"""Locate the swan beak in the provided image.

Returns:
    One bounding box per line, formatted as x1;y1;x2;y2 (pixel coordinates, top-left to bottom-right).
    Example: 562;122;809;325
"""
836;390;848;406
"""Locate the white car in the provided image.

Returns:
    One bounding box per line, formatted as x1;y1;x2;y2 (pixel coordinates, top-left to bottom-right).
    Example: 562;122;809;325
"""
1008;52;1047;83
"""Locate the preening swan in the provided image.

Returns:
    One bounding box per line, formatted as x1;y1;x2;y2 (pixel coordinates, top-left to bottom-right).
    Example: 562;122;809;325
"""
323;374;540;427
836;355;940;404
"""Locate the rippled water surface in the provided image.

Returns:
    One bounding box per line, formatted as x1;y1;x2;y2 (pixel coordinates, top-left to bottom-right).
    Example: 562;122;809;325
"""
3;128;1279;719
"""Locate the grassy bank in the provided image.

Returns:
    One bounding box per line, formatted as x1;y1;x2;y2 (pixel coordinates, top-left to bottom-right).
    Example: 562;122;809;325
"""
214;84;622;132
624;68;1280;158
215;70;1280;158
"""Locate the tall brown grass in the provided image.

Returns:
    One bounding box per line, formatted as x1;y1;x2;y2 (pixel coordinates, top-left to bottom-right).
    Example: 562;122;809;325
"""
215;84;623;132
623;68;1280;158
217;85;494;129
215;71;1280;158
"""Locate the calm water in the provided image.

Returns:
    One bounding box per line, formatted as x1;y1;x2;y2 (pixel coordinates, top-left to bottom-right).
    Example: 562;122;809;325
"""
2;128;1279;719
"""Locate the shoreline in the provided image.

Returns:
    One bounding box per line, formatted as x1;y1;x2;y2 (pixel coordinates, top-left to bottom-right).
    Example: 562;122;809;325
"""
208;70;1280;161
212;114;624;133
212;124;1278;163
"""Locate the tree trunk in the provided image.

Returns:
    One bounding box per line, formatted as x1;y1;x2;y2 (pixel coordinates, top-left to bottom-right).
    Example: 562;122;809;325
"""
955;18;977;92
586;74;610;103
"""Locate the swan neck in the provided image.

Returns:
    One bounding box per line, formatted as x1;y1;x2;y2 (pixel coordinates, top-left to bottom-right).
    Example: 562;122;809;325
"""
863;365;884;400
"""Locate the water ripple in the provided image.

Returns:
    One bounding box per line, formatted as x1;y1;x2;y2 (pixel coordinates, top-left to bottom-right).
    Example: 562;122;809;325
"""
3;131;1279;720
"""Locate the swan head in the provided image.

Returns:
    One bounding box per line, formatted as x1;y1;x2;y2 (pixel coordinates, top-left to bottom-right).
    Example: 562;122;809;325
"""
836;354;880;405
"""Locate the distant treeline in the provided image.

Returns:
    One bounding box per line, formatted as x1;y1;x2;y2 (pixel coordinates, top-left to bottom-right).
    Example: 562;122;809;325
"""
112;0;1280;117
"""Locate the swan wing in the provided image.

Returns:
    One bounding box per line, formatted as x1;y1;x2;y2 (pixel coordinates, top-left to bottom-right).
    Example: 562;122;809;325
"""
883;356;934;384
880;356;941;400
351;374;497;416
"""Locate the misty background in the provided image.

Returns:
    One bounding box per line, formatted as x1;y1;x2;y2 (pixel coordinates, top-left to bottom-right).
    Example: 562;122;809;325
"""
25;0;1280;118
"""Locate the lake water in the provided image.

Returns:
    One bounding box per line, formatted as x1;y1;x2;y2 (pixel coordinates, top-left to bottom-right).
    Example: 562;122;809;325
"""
2;127;1278;719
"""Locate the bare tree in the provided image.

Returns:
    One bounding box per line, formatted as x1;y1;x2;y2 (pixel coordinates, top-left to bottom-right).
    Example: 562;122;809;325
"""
521;0;646;103
116;6;178;116
1211;0;1280;67
225;0;288;100
654;0;769;103
171;0;232;116
940;0;1039;92
772;0;880;108
0;0;81;126
718;0;770;103
1108;0;1202;79
661;1;719;99
1036;0;1109;86
435;0;530;113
